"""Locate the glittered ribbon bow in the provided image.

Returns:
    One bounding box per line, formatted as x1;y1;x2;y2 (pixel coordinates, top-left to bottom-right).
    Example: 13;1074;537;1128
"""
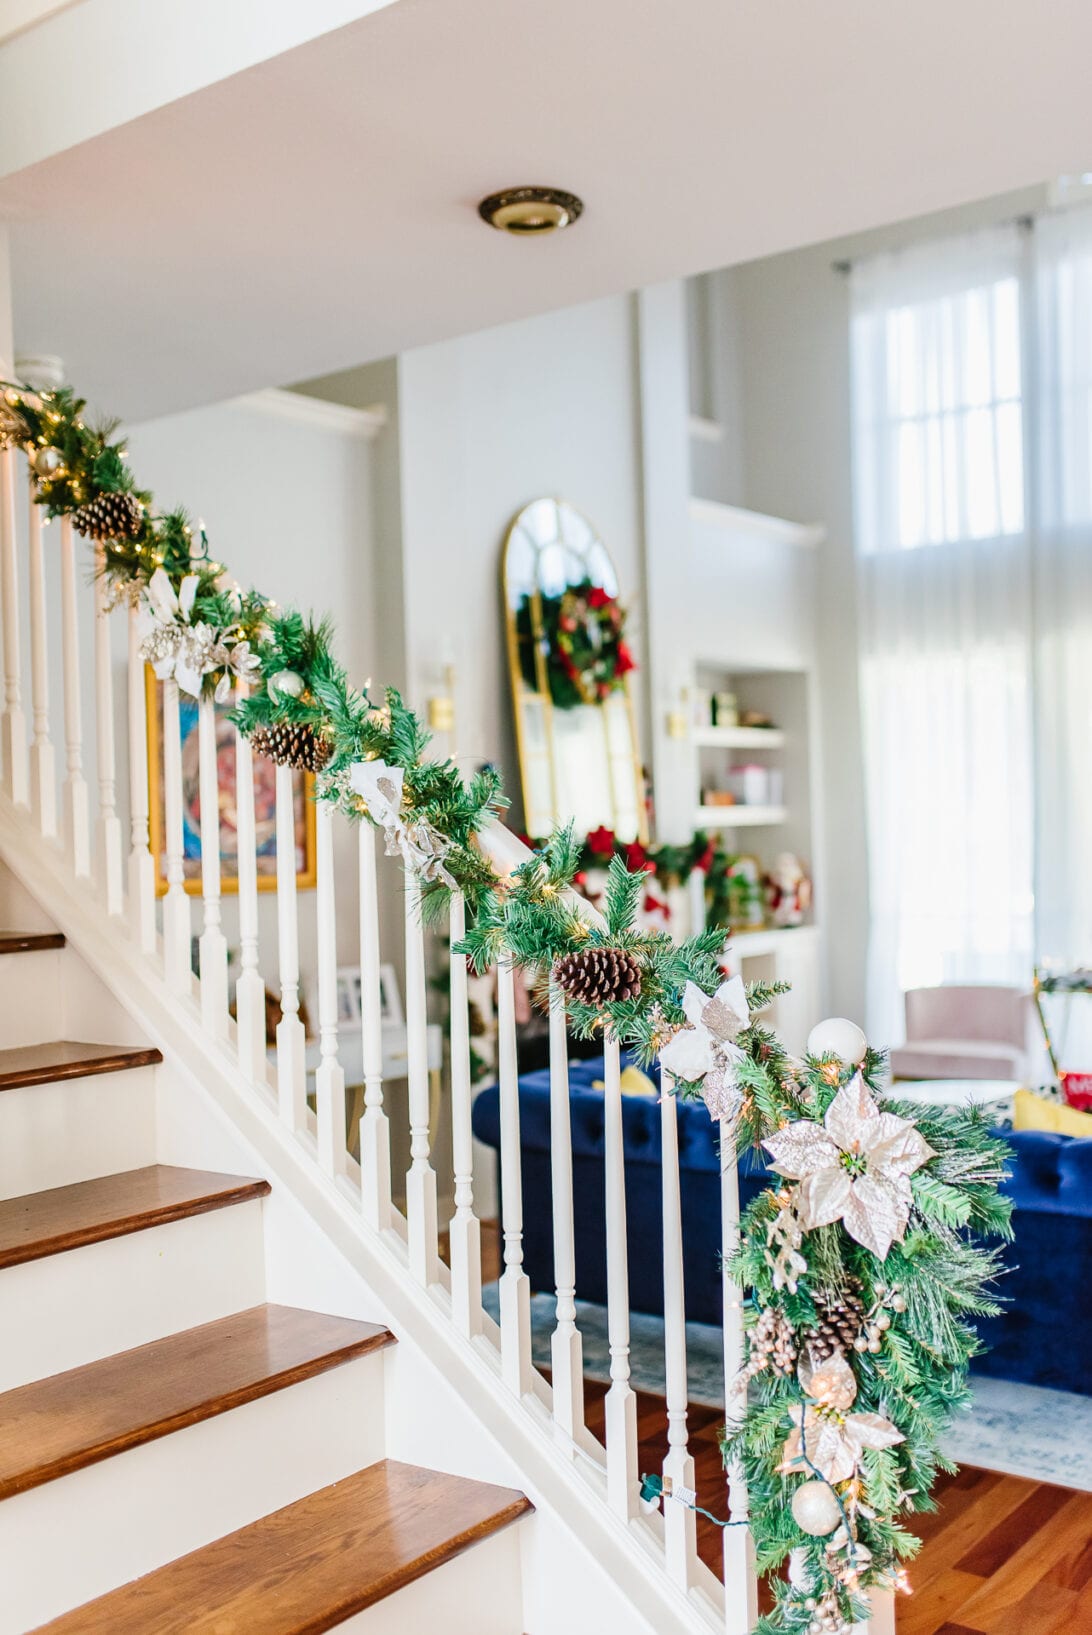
348;758;456;888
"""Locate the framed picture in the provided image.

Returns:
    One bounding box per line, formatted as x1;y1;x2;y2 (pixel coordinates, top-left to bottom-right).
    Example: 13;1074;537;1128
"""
333;964;403;1029
146;666;317;897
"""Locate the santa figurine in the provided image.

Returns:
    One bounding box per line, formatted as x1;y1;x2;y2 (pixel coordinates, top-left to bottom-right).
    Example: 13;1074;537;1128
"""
766;853;812;928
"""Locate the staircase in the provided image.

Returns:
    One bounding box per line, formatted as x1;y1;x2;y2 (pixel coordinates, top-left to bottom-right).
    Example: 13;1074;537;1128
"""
0;931;530;1634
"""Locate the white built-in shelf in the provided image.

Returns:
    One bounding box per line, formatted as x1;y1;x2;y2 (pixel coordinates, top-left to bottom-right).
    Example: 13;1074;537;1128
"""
688;415;725;443
694;804;788;828
688;496;825;549
692;725;786;750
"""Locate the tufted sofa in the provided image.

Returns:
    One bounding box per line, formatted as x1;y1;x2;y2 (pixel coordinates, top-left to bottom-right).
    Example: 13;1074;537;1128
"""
471;1057;1092;1394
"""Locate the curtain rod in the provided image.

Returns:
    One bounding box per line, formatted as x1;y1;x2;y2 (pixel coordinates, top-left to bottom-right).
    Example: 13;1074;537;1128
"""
831;211;1036;275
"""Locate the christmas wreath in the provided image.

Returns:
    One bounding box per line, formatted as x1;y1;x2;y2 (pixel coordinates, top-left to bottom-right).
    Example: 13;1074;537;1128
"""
516;578;636;709
0;373;1010;1635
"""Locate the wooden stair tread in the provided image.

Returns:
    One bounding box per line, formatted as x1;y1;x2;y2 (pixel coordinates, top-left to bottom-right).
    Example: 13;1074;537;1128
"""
0;1165;271;1270
0;1039;161;1091
0;930;65;955
33;1459;532;1634
0;1304;394;1500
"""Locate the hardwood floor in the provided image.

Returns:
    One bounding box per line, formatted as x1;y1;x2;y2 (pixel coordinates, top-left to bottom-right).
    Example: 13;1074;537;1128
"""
457;1223;1092;1632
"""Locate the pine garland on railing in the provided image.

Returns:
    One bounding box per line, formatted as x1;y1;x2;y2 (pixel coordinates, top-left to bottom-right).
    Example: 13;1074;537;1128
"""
0;374;1013;1635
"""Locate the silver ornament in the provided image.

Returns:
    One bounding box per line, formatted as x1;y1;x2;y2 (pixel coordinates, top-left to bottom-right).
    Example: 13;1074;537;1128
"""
32;446;63;479
268;668;304;701
791;1480;842;1537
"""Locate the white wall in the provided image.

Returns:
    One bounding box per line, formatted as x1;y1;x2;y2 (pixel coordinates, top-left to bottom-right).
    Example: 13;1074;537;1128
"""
123;393;377;1012
303;296;646;834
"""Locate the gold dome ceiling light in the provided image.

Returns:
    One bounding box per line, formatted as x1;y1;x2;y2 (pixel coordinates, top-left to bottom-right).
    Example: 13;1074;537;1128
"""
478;187;584;235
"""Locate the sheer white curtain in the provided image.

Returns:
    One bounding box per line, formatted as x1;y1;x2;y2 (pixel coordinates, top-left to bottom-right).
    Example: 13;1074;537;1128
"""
850;229;1035;1042
1033;206;1092;986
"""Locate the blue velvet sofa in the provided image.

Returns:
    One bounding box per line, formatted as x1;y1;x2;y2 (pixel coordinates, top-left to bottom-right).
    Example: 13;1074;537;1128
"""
471;1054;1092;1395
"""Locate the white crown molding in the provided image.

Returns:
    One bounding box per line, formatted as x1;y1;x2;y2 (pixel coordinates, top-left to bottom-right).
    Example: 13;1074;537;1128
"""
230;387;388;440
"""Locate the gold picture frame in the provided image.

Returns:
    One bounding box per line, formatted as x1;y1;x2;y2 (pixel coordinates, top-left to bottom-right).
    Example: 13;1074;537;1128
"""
145;665;316;897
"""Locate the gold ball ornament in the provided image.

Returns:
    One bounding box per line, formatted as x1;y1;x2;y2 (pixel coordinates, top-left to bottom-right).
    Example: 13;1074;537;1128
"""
32;446;64;479
267;668;305;701
791;1479;843;1536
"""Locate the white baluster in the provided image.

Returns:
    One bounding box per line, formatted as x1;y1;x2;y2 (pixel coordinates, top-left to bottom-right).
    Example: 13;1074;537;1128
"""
863;1591;897;1635
688;865;707;936
0;447;28;805
661;1072;698;1589
314;800;345;1178
721;1116;758;1634
232;693;265;1081
603;1033;639;1518
448;890;482;1337
497;953;532;1396
197;694;229;1036
548;984;585;1442
27;484;57;838
59;516;90;867
275;762;307;1130
404;878;439;1285
126;608;157;953
92;550;124;914
161;677;192;991
358;823;392;1230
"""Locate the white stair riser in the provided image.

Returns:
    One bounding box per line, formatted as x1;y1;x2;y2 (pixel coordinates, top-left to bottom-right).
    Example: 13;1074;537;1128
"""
0;1067;156;1199
0;948;63;1047
336;1526;525;1634
0;1349;387;1633
0;1200;267;1390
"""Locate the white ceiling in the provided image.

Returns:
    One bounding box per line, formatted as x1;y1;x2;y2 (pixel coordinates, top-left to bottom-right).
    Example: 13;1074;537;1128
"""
2;0;1090;419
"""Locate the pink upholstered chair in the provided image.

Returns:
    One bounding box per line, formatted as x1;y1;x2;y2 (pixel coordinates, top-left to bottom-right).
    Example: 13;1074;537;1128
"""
888;985;1033;1082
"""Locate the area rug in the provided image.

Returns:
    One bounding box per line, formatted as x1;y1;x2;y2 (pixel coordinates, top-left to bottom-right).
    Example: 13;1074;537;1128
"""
482;1284;1092;1490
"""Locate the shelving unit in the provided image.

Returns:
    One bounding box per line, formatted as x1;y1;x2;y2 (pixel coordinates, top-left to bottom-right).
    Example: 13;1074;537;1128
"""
691;725;786;750
693;804;788;828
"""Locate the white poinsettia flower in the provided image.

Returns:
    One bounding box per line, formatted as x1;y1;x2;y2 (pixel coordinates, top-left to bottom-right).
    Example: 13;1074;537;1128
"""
143;566;198;627
659;974;750;1121
780;1351;903;1483
762;1074;935;1260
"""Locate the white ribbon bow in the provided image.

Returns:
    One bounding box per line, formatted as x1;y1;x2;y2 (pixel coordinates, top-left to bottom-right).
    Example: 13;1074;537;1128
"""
348;758;455;888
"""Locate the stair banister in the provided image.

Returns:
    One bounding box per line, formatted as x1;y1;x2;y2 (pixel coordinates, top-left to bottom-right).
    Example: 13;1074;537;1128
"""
0;444;28;805
92;545;125;915
28;481;57;840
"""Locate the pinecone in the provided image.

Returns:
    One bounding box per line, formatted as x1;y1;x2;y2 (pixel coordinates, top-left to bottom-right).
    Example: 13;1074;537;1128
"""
72;490;144;542
553;946;641;1007
805;1289;866;1363
249;721;332;773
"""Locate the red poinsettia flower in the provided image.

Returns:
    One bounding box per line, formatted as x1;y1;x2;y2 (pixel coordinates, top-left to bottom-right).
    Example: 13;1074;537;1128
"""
644;890;671;921
586;825;616;858
615;643;636;675
587;585;612;610
624;840;656;875
694;840;716;874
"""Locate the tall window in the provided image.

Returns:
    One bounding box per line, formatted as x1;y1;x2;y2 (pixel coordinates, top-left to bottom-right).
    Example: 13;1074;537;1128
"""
851;228;1035;1040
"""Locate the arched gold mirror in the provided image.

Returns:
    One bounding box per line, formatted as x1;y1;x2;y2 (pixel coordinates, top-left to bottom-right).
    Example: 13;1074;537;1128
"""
502;498;647;842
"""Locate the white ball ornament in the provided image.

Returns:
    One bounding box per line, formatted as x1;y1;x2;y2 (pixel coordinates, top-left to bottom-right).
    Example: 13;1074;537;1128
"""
806;1017;867;1068
791;1479;842;1537
267;668;304;702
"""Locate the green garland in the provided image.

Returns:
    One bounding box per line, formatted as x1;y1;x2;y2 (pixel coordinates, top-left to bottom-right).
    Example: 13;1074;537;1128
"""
565;824;764;930
0;373;1012;1634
